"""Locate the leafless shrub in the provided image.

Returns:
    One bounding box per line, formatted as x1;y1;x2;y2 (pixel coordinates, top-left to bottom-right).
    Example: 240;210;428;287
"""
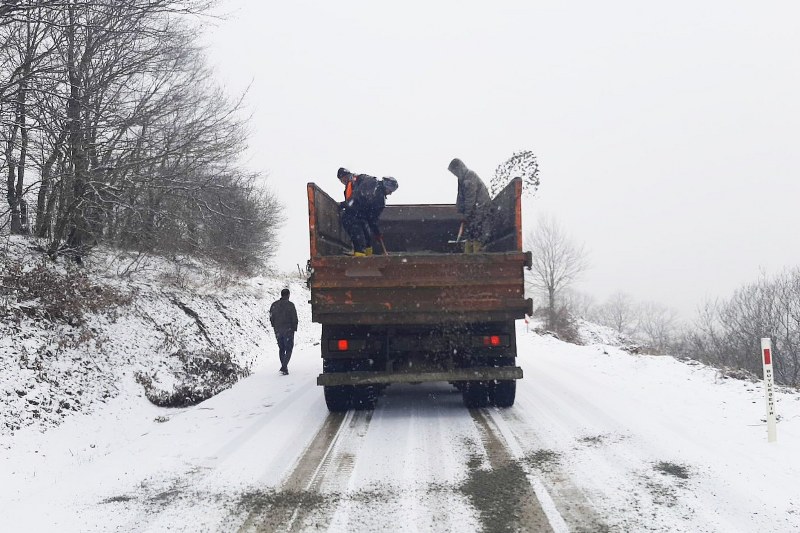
135;348;250;407
532;304;582;344
682;269;800;387
1;258;130;325
589;292;682;356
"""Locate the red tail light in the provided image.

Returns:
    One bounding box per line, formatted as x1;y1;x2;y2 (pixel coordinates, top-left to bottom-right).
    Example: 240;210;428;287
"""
482;335;501;346
475;334;510;348
328;338;367;352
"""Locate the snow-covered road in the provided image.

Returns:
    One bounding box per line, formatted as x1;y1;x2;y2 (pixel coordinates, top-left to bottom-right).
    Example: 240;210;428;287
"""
3;319;799;532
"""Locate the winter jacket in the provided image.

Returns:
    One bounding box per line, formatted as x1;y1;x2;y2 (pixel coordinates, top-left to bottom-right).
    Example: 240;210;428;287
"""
342;174;387;237
341;173;375;203
449;158;493;241
352;176;388;236
269;297;298;334
342;174;358;202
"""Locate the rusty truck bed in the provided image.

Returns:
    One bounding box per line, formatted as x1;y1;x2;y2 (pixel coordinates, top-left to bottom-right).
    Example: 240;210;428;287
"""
309;251;531;325
307;178;532;325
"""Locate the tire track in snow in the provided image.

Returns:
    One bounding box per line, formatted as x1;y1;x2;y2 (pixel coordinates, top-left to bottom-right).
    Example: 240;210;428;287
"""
469;408;566;533
243;382;599;533
485;400;611;532
324;384;481;532
240;409;375;532
246;383;480;532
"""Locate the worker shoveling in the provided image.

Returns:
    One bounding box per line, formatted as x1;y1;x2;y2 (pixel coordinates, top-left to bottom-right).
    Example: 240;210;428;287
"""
336;168;398;257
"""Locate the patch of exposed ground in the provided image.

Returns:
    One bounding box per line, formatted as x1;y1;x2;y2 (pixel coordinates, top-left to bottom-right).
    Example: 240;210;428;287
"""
653;461;691;480
238;487;401;532
239;488;334;516
459;452;547;533
524;449;562;473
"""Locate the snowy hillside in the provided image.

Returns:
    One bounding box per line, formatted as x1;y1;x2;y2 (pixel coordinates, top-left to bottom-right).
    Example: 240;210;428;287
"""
1;236;309;441
2;240;799;532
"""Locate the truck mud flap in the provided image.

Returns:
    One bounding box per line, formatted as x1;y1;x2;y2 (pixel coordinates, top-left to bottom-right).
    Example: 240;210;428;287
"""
317;366;523;386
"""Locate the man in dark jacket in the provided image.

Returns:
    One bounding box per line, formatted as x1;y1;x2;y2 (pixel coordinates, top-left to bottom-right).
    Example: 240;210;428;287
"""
350;176;398;255
337;168;398;256
269;288;298;375
448;158;493;253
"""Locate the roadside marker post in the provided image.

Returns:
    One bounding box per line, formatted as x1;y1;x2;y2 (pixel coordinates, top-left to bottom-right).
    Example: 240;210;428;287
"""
760;338;777;443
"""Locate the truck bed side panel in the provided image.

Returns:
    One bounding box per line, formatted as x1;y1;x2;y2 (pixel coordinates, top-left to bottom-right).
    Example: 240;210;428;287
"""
309;253;532;325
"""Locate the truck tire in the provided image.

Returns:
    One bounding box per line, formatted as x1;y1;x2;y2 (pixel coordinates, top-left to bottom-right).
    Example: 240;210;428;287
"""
351;385;377;410
490;380;516;407
324;385;351;412
462;381;489;408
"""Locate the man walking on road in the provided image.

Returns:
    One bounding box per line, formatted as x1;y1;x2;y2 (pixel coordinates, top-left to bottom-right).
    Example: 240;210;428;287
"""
269;288;298;375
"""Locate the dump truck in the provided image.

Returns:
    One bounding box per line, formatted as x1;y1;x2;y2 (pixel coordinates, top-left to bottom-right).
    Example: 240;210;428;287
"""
306;178;532;411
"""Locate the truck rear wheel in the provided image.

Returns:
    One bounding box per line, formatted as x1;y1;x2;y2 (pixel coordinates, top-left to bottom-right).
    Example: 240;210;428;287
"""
324;385;351;412
351;385;377;410
490;380;516;407
462;381;489;408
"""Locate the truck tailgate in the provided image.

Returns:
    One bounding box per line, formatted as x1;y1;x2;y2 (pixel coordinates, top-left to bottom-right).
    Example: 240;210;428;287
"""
309;252;532;325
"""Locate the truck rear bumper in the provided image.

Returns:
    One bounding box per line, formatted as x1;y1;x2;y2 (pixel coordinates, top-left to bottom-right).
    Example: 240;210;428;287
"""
317;366;523;386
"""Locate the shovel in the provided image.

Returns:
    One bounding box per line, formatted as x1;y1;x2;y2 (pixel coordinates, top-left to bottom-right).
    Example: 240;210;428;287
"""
377;234;389;255
447;221;465;244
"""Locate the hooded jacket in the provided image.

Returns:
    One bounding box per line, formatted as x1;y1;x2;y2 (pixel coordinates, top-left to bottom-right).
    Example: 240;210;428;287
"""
448;158;493;234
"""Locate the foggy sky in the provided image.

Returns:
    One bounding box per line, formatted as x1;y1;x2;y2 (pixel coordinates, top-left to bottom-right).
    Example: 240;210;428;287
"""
204;0;800;318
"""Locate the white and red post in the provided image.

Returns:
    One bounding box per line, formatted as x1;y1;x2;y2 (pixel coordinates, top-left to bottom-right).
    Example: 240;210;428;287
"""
760;338;777;443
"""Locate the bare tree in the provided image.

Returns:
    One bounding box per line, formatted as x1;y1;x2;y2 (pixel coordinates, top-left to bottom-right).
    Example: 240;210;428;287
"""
594;291;638;336
0;0;282;271
560;288;596;320
636;301;679;354
684;299;730;365
525;215;589;330
775;270;800;386
1;0;58;234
